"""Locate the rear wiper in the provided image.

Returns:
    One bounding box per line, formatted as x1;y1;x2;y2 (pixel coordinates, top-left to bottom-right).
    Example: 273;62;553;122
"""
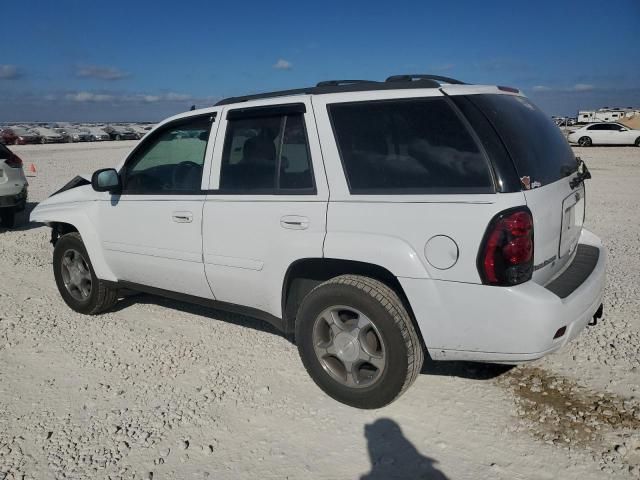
569;157;591;190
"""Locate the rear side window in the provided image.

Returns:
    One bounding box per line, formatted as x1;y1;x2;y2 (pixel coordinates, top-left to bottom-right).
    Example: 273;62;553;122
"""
220;113;314;193
463;95;577;187
329;98;493;194
0;144;10;159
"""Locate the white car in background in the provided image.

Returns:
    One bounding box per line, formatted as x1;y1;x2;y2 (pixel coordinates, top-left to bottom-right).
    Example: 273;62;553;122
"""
567;123;640;147
0;143;28;227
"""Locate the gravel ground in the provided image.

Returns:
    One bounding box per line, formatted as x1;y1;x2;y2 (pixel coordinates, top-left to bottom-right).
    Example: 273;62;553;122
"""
0;142;639;479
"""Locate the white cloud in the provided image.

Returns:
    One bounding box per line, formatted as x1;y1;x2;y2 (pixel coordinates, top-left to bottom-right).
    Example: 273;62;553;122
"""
0;64;21;80
532;85;551;92
273;59;293;70
66;91;114;102
76;65;130;80
572;83;595;92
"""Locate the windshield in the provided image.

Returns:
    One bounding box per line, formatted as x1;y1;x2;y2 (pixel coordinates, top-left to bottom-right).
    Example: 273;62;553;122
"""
463;94;577;188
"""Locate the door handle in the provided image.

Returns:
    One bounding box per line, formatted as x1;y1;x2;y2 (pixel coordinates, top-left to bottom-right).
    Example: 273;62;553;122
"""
280;215;309;230
172;211;193;223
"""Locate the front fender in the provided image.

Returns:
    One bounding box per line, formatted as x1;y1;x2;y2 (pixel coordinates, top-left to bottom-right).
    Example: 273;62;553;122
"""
323;232;429;279
31;198;117;282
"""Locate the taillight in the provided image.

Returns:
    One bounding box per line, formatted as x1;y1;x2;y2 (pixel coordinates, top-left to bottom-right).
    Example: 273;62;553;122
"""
5;153;23;168
478;207;534;286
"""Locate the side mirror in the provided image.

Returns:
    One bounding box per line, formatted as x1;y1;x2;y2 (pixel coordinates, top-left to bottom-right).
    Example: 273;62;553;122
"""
91;168;121;193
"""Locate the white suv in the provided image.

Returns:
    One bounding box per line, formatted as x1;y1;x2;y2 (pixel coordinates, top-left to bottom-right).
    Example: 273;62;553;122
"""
0;143;28;227
31;76;606;408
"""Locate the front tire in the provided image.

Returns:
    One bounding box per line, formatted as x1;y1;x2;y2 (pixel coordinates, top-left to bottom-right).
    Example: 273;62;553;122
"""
635;137;640;147
296;275;424;409
578;136;592;147
53;232;118;314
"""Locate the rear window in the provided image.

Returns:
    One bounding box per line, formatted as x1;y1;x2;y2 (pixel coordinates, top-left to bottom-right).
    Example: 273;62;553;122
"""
329;97;494;194
463;94;577;187
0;144;10;159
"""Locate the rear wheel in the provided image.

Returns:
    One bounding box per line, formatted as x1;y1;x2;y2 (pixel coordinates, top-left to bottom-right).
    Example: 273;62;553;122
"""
0;208;16;228
296;275;423;409
635;137;640;147
578;136;592;147
53;232;118;314
115;134;121;141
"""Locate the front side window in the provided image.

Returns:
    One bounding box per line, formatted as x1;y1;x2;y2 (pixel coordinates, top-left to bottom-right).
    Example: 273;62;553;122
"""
219;112;314;192
329;97;493;194
122;115;212;193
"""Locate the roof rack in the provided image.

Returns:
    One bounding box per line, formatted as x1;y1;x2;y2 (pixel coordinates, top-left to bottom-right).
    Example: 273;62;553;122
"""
386;74;466;85
214;74;467;106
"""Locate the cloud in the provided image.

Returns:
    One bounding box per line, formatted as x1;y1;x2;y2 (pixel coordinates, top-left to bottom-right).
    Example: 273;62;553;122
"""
66;91;115;102
0;64;21;80
63;90;195;104
433;63;455;72
273;59;293;70
572;83;595;92
76;65;130;80
532;85;552;92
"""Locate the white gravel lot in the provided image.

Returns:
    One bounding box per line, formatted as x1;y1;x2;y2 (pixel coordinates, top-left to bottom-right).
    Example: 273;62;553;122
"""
1;142;639;480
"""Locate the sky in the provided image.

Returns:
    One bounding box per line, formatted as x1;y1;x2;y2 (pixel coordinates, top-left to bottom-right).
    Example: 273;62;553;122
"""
1;0;638;122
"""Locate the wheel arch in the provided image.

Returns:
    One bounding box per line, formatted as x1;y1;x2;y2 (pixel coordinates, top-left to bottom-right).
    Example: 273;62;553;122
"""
281;258;426;349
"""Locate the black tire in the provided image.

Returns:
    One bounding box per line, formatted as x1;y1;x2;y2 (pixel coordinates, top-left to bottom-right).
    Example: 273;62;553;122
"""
578;136;592;147
635;137;640;147
115;134;121;141
53;232;118;314
0;208;16;228
296;274;424;409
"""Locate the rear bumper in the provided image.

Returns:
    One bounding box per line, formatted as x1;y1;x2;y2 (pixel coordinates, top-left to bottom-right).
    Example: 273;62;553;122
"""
401;229;606;363
0;186;28;208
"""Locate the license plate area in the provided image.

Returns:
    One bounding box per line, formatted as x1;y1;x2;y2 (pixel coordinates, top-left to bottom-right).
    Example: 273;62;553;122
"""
559;186;585;258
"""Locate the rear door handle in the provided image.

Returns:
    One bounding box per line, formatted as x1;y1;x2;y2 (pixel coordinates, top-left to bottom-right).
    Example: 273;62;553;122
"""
280;215;309;230
172;211;193;223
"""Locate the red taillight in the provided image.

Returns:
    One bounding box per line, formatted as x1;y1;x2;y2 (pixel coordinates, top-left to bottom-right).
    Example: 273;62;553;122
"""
5;153;23;168
478;207;534;286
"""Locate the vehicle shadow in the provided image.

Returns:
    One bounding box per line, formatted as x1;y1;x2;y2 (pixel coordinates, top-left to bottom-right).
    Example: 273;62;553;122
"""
109;291;289;341
360;418;448;480
0;202;42;232
420;356;513;380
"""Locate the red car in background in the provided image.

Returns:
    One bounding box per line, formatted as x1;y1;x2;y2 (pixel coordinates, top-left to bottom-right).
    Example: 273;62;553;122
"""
0;127;42;145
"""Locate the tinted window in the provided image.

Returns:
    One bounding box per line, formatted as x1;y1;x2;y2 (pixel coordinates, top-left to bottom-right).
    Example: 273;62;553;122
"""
466;95;577;187
587;124;607;131
0;144;10;159
123;115;212;193
220;113;314;192
329;98;493;194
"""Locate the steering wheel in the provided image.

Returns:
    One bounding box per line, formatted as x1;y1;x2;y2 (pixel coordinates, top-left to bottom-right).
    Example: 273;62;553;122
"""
171;161;202;190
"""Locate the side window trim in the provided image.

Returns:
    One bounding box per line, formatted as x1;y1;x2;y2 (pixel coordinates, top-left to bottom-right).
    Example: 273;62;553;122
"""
120;112;216;195
208;106;317;195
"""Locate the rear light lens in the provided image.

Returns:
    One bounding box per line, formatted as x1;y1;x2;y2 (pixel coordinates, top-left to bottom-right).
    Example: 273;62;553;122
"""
478;207;534;286
5;153;23;168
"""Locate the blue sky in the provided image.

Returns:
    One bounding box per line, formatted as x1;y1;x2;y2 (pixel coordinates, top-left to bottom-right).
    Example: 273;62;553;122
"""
1;0;638;121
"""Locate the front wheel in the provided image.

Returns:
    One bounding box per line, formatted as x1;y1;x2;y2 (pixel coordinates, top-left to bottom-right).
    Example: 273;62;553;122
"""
578;136;592;147
53;232;118;314
635;137;640;147
296;275;424;409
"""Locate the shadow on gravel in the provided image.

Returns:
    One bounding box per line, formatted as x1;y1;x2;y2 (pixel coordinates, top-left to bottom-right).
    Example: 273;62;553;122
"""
360;418;448;480
421;358;514;380
109;292;289;341
0;202;42;232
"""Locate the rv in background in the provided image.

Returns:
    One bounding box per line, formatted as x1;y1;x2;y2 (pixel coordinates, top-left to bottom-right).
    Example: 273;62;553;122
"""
578;107;640;124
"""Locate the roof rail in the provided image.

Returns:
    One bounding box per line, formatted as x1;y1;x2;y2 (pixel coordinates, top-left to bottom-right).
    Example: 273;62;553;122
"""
316;80;377;87
385;74;466;85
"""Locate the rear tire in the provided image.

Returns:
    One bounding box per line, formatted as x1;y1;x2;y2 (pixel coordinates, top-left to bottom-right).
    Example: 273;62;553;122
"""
296;274;424;409
53;232;118;314
0;208;16;228
578;136;592;147
635;137;640;147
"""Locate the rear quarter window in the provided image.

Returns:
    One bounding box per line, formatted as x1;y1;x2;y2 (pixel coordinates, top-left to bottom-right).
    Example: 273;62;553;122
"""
462;94;577;187
328;97;494;194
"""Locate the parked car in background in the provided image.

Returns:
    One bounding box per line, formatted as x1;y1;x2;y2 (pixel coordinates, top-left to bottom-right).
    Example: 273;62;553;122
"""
81;127;111;142
126;125;150;139
32;75;606;409
31;127;65;144
1;127;42;145
55;127;93;143
567;123;640;146
0;143;28;227
104;126;138;141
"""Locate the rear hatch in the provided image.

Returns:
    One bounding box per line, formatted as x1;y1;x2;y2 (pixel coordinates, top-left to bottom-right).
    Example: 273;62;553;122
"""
458;93;582;285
